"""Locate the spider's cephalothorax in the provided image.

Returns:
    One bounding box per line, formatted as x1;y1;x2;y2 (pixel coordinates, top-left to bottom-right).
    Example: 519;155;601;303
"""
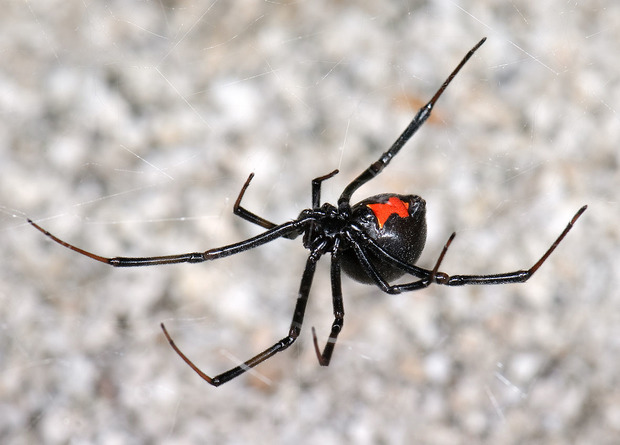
28;37;587;387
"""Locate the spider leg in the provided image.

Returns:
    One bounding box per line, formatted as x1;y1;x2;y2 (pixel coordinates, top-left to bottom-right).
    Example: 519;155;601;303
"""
435;205;587;286
234;169;339;240
351;228;434;280
233;173;281;230
28;216;313;267
347;232;455;294
352;206;585;289
338;38;486;210
389;233;454;292
161;253;320;386
311;169;339;209
312;243;344;366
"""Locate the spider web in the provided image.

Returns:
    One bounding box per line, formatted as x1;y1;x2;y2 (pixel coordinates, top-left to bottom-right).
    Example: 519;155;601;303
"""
0;0;617;443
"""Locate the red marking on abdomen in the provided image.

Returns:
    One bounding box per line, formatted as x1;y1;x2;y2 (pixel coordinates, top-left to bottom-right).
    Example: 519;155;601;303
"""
367;197;409;228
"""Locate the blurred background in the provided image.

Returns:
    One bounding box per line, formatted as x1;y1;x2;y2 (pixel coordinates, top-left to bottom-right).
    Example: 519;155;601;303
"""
0;1;617;443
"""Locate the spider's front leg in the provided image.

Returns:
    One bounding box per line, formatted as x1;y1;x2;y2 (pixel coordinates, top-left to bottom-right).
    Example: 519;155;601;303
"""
28;216;312;267
162;253;321;386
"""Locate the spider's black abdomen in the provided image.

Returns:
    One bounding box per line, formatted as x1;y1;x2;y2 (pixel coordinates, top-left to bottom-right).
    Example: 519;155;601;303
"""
341;194;427;284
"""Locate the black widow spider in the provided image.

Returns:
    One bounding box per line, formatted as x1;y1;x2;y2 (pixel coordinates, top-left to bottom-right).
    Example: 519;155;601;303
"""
29;38;586;387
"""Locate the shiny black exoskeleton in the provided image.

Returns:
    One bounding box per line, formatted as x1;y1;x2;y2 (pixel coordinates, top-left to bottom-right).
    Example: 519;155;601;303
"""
29;38;586;386
340;194;426;284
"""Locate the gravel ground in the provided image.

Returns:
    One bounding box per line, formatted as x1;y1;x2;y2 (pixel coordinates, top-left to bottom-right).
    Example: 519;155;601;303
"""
1;1;618;444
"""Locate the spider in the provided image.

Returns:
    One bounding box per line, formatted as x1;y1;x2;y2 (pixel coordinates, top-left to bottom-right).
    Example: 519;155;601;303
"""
29;37;586;387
